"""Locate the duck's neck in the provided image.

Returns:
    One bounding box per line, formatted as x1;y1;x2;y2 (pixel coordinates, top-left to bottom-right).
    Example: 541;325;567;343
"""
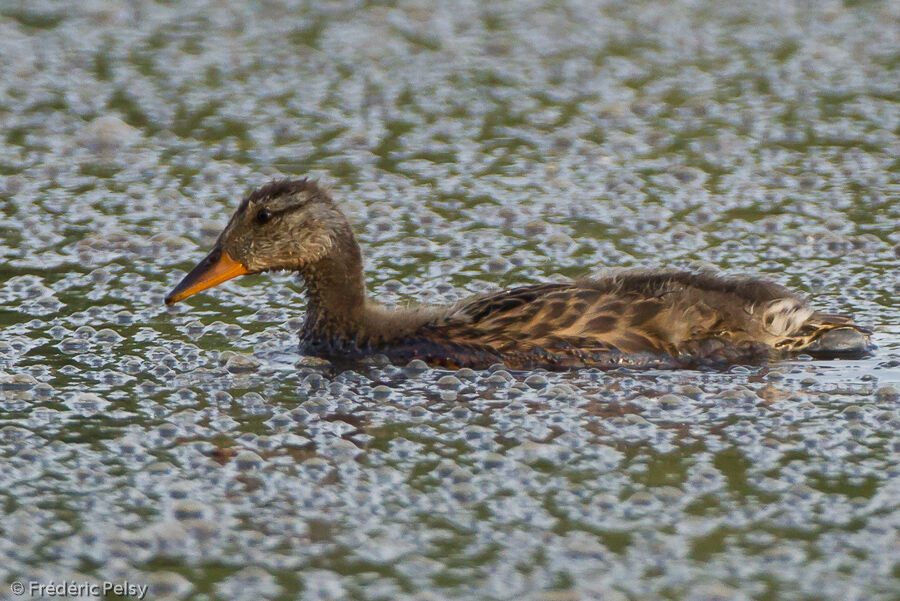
297;229;369;353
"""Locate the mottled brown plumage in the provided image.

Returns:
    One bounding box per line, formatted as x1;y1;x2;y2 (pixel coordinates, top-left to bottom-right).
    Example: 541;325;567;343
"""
165;179;873;370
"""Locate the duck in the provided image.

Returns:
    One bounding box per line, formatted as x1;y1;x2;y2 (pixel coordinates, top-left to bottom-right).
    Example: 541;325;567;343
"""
165;178;873;370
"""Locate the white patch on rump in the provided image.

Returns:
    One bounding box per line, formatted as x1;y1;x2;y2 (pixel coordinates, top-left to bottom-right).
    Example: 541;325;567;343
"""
762;298;813;336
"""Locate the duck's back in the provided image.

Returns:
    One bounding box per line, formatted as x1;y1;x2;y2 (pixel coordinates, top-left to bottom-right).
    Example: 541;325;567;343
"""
403;270;871;369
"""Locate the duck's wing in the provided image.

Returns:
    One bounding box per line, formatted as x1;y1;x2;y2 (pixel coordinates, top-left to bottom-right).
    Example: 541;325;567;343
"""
427;270;872;365
434;280;679;358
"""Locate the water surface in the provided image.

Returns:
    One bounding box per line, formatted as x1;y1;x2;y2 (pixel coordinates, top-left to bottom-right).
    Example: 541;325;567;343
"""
1;1;899;600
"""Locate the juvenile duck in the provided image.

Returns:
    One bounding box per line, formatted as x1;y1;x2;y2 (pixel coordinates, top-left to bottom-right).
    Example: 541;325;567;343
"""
165;179;872;370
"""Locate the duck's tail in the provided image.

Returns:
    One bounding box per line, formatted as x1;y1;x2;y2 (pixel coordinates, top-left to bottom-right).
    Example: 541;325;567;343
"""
775;311;874;358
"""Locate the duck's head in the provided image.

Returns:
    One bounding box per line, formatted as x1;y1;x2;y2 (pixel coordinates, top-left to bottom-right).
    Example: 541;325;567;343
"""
165;178;353;305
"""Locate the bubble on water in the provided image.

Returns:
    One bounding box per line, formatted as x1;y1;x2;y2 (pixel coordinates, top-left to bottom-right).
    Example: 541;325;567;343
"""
65;392;111;416
145;571;193;600
232;450;263;472
79;115;141;152
216;566;281;601
171;500;207;522
0;372;39;390
225;353;260;373
403;359;429;377
524;374;548;389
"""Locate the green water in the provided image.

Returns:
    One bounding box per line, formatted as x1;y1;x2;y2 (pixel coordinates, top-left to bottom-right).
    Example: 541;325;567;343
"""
1;1;898;600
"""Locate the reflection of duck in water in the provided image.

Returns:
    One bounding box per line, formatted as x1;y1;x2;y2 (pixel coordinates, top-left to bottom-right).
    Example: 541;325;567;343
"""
165;179;872;370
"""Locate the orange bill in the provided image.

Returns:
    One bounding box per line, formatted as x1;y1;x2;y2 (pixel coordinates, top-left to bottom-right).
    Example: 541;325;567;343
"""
165;248;249;305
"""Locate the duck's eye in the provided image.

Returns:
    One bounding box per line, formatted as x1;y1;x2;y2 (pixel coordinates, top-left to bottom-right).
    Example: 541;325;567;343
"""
255;209;272;225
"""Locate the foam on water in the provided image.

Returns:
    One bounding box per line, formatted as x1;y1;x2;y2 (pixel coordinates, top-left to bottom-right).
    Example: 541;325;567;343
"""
1;0;899;599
